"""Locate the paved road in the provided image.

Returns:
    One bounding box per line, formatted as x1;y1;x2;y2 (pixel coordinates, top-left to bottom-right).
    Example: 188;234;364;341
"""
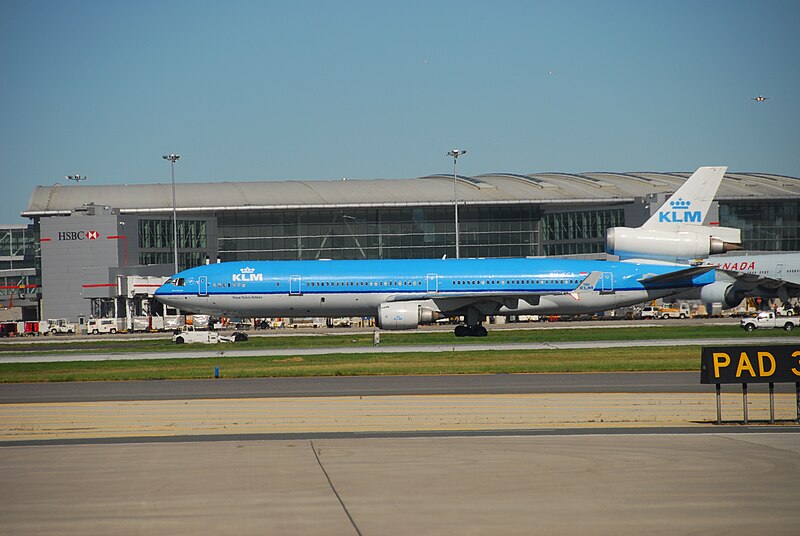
2;371;797;404
2;434;799;535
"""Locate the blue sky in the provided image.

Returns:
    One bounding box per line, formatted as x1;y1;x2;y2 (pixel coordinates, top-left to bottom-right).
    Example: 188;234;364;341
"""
1;0;798;223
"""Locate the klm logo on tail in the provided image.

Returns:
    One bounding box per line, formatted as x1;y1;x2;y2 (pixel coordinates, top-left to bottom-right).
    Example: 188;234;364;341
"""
658;199;702;224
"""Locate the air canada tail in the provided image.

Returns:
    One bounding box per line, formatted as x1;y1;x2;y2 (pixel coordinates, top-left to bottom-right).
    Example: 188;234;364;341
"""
642;166;727;229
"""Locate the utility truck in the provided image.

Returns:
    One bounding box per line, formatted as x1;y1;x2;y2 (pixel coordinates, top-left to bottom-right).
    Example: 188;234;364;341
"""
659;303;691;319
87;318;123;334
172;325;249;344
740;311;799;332
41;318;77;335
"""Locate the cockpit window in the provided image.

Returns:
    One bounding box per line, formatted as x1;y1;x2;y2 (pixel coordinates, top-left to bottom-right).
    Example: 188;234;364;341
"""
167;278;186;287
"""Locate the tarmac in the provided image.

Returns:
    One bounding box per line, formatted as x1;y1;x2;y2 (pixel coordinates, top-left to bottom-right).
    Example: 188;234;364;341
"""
1;371;799;534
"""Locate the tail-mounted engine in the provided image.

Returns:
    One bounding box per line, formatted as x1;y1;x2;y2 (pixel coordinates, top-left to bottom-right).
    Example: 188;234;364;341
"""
606;226;741;261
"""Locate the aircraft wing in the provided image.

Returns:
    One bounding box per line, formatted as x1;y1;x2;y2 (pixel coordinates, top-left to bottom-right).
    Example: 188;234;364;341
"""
717;269;800;300
386;272;604;313
638;265;715;286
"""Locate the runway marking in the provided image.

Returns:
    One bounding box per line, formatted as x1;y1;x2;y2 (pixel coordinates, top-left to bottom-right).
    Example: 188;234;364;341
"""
1;393;797;441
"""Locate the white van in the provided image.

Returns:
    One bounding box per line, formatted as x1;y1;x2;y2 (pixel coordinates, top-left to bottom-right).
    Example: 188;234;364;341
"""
640;306;659;319
87;318;122;334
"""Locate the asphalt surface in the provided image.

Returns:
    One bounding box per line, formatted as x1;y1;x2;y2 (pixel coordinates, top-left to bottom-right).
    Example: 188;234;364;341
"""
2;322;798;534
2;371;798;404
3;434;799;535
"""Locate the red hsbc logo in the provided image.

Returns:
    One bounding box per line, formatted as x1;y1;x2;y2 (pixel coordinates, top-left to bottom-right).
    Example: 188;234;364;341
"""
57;230;99;241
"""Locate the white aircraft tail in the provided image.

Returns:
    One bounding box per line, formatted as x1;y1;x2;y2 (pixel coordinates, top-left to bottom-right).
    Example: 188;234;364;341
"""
642;166;727;229
606;165;741;261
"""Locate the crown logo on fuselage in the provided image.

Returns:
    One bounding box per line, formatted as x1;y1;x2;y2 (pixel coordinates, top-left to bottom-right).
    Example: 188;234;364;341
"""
233;266;262;281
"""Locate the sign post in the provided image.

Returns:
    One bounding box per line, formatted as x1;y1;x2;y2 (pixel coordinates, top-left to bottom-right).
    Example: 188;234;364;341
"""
701;344;800;424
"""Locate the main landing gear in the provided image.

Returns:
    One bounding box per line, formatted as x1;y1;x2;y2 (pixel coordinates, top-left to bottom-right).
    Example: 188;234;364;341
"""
454;307;489;337
454;324;488;337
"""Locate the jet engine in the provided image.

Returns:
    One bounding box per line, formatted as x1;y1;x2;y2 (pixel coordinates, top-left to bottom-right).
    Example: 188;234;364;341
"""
377;301;442;330
606;226;741;261
699;281;746;309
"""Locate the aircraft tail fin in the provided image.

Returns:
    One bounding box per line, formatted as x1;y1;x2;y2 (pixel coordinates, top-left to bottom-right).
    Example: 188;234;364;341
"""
642;166;727;229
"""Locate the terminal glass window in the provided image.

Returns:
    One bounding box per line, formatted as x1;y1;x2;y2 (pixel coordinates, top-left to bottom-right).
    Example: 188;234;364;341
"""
138;219;208;270
217;205;541;261
540;208;624;256
720;201;800;251
0;224;39;304
138;219;207;249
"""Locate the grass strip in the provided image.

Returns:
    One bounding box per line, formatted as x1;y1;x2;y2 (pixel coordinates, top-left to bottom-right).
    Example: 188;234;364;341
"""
0;346;701;383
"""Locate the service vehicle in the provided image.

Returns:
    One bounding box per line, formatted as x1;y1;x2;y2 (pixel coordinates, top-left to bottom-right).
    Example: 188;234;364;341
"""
329;317;352;328
740;311;799;332
659;303;691;319
286;317;325;329
15;321;41;336
0;322;18;337
87;318;123;334
41;318;77;335
172;325;249;344
640;306;660;319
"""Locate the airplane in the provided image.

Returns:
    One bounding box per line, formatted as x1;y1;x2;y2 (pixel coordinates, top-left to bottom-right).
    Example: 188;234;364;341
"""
605;165;799;308
696;252;800;308
155;257;715;337
606;166;742;262
752;96;769;102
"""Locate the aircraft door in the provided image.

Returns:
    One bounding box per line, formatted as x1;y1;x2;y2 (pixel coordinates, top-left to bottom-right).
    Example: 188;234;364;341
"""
600;272;614;293
198;276;208;296
427;273;439;293
289;275;302;295
776;264;784;280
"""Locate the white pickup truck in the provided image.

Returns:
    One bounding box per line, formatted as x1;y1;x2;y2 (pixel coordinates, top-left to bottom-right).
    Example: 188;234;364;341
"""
172;325;249;344
740;311;799;332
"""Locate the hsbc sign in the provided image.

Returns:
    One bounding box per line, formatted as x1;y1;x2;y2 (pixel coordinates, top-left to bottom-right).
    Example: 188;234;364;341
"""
57;230;100;241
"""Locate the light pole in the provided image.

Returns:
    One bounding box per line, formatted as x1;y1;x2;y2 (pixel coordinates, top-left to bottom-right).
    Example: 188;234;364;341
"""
65;174;87;185
446;149;466;258
162;154;180;274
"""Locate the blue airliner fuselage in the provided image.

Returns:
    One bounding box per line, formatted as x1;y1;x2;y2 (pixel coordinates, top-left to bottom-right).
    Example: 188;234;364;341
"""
155;257;715;336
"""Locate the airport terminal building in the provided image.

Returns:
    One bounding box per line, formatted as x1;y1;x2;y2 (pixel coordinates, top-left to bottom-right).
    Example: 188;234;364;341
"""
13;171;800;322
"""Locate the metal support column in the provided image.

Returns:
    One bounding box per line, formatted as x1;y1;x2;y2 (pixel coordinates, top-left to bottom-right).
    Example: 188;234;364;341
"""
742;383;748;424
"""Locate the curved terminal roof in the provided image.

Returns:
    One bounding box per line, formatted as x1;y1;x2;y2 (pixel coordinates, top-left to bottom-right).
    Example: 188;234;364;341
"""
23;171;800;216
